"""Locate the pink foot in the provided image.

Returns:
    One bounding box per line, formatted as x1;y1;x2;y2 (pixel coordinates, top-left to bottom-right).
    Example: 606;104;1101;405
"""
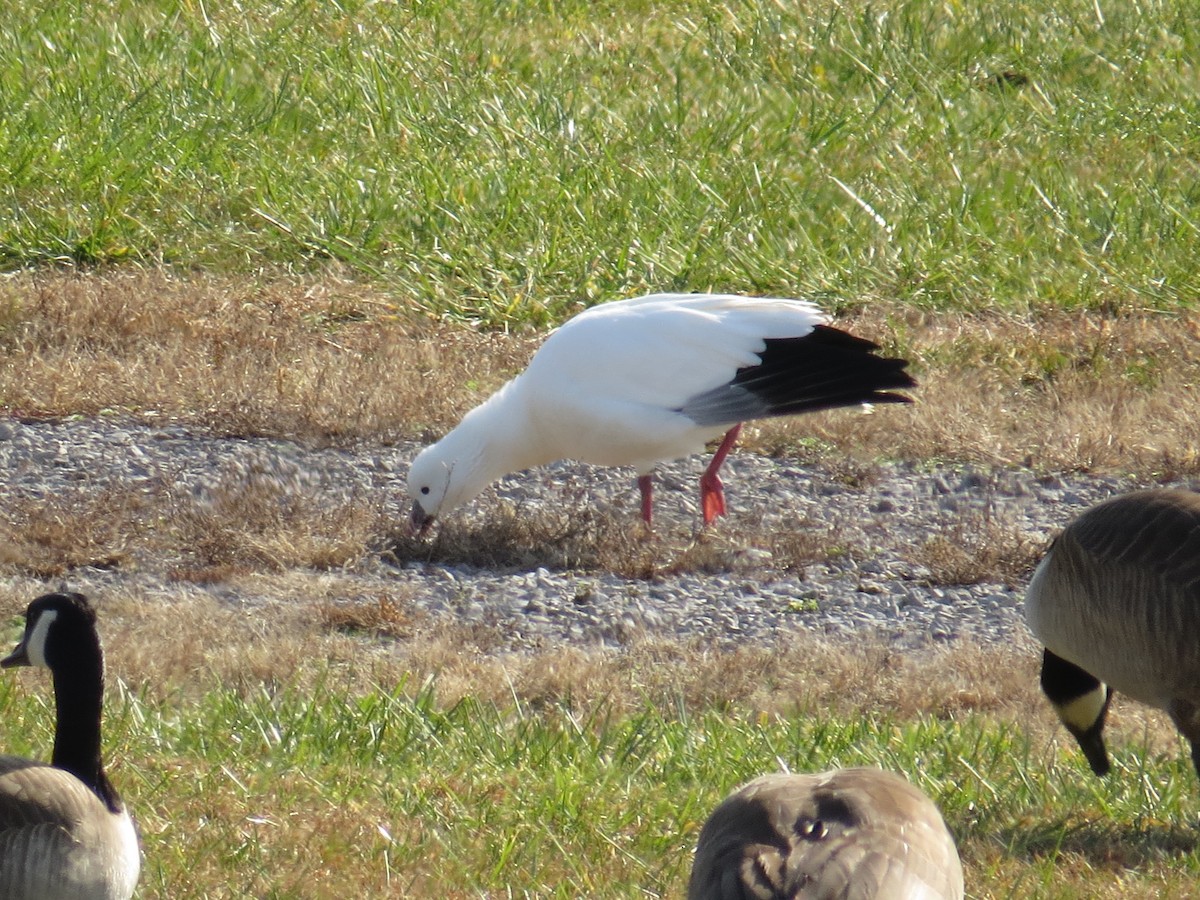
700;473;726;524
698;424;742;526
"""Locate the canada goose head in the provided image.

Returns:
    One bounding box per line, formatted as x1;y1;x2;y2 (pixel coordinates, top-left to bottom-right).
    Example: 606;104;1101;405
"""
5;590;96;670
1039;648;1114;776
1024;488;1200;782
0;591;140;900
688;767;964;900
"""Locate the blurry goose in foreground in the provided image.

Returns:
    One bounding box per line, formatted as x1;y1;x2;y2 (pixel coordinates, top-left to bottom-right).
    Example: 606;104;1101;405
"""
0;592;140;900
1025;488;1200;780
406;292;915;533
688;767;964;899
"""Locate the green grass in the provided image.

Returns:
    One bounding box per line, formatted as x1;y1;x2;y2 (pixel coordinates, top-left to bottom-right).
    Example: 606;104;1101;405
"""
1;0;1197;323
4;672;1200;897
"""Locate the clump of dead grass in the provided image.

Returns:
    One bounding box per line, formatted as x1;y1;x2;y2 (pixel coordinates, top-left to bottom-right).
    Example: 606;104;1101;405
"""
386;498;640;573
317;592;422;640
0;456;388;585
166;466;383;576
387;499;848;580
768;519;851;572
487;501;847;579
0;484;149;577
913;506;1046;586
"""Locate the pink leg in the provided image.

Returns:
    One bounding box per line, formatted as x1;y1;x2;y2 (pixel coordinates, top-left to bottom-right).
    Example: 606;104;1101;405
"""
638;474;654;526
700;424;742;525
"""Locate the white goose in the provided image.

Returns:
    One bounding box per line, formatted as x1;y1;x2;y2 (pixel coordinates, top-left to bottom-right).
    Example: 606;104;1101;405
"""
1025;488;1200;779
407;293;915;531
688;767;964;899
0;592;140;900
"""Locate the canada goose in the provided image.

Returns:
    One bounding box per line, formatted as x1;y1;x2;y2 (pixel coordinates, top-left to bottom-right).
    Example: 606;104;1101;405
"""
406;292;914;532
1024;488;1200;779
0;592;140;900
688;767;964;900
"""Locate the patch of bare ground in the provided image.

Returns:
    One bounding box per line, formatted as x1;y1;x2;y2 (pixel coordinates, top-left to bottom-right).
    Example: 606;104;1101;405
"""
1;271;1197;479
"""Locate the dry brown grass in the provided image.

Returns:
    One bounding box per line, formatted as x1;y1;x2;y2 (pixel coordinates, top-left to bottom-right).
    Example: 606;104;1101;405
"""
758;305;1200;477
1;271;1197;479
0;469;387;587
384;494;850;579
914;506;1047;587
167;474;384;576
0;575;1046;721
317;592;423;640
0;269;537;440
386;496;647;573
0;483;150;576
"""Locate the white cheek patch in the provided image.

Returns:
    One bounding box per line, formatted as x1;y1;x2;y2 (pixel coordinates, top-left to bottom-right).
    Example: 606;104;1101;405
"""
25;609;58;669
1057;683;1108;733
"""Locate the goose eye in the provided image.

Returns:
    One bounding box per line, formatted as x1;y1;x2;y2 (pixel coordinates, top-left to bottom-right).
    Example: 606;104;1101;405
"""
420;486;430;495
797;818;827;841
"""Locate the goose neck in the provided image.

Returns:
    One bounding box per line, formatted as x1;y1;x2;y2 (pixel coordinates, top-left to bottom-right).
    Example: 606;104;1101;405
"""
50;645;120;813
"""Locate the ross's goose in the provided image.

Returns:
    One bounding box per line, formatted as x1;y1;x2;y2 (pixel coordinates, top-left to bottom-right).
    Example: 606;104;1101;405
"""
407;292;916;532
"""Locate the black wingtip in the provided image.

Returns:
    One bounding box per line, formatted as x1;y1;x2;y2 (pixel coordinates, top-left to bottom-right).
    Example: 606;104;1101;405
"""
732;326;917;416
678;324;917;427
868;391;916;406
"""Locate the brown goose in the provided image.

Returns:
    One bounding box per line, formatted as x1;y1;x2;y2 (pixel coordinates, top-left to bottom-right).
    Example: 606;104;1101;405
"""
1024;488;1200;779
0;592;140;900
688;767;964;899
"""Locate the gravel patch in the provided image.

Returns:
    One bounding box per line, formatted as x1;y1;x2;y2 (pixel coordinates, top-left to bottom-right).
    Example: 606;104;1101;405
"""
1;417;1189;655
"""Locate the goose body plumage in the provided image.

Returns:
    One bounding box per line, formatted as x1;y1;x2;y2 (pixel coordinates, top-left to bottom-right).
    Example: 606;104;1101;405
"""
407;292;915;530
0;592;139;900
1024;488;1200;777
688;767;964;900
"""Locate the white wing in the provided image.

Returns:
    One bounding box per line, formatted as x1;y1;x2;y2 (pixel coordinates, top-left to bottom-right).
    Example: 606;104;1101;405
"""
511;294;827;469
524;293;826;410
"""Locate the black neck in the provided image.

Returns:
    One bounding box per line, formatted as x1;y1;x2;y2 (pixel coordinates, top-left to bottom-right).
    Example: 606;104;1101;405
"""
50;641;122;814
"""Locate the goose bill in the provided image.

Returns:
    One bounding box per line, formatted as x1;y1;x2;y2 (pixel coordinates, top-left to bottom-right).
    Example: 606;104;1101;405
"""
409;501;435;537
0;641;29;668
